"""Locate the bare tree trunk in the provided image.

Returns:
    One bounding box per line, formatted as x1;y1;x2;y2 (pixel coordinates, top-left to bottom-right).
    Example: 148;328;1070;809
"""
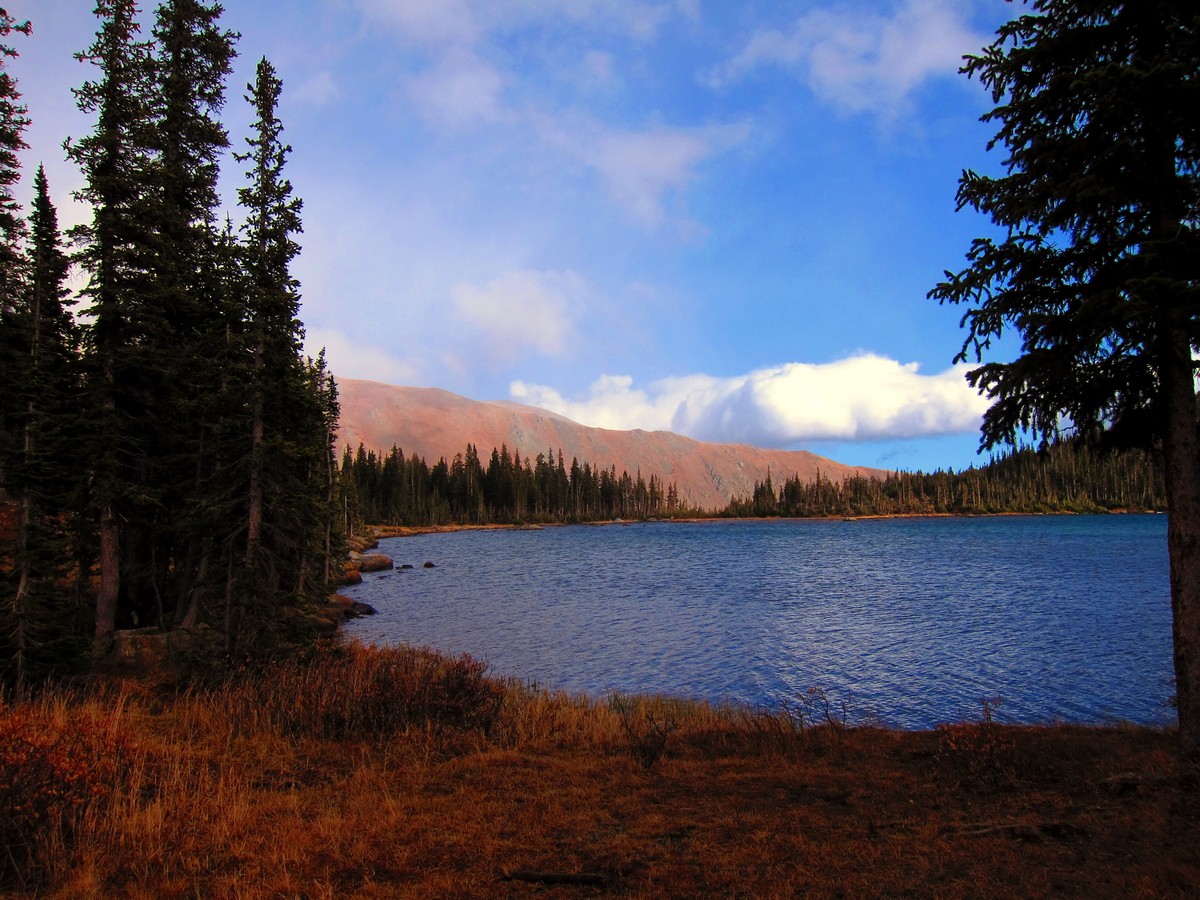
94;504;120;654
1160;322;1200;758
323;431;335;587
94;356;120;656
247;380;263;565
223;549;237;655
12;492;31;692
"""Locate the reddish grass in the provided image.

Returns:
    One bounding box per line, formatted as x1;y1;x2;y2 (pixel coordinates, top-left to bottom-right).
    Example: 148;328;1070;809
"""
1;642;1197;898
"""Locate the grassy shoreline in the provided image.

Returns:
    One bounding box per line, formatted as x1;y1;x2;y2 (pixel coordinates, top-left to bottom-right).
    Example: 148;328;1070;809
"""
2;641;1196;897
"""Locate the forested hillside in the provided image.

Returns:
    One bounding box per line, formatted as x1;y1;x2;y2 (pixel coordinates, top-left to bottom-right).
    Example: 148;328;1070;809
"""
725;441;1164;518
339;443;687;531
0;3;340;689
336;378;881;510
340;437;1164;530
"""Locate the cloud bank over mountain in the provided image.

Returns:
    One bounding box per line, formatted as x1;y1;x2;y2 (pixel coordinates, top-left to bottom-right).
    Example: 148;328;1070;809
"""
337;378;886;510
511;353;988;448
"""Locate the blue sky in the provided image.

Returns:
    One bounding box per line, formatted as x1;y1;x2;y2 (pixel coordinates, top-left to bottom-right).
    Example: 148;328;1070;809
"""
9;0;1019;473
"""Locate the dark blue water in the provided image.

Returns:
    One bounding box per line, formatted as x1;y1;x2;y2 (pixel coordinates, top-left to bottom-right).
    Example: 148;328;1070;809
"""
342;516;1175;729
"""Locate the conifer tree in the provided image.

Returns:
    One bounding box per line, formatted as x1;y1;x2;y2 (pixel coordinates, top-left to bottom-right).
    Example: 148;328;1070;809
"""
68;0;241;648
229;57;337;652
0;8;28;303
0;9;29;487
1;167;84;688
145;0;237;627
66;0;159;650
930;0;1200;755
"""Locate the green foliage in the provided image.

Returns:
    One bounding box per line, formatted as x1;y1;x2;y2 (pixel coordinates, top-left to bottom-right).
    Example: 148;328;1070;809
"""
341;441;690;527
724;440;1165;518
929;0;1200;755
0;2;343;682
929;1;1200;452
0;25;87;688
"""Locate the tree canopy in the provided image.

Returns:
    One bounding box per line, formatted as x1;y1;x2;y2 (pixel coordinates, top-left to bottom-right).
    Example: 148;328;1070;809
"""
0;2;342;688
931;0;1200;754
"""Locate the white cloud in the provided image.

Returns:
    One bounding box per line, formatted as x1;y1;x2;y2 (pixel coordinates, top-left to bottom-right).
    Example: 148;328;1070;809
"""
583;50;616;87
352;0;742;223
354;0;479;47
710;0;985;119
306;328;423;385
512;373;694;432
586;127;716;225
451;269;584;364
510;353;989;445
539;116;751;227
293;71;341;106
355;0;680;46
406;49;507;128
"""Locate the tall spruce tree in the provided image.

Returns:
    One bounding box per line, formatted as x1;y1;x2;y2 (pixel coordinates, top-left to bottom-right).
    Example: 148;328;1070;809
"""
145;0;237;629
68;0;242;648
229;57;336;653
1;167;84;689
930;2;1200;754
0;8;34;688
0;8;27;300
0;8;30;481
67;0;160;650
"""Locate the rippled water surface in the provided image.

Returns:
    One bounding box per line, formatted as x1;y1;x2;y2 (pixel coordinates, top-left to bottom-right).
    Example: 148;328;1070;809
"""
344;516;1174;729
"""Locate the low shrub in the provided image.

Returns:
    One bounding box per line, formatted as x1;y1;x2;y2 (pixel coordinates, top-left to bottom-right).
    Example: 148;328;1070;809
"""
936;696;1018;789
221;642;507;742
0;696;138;888
610;695;681;769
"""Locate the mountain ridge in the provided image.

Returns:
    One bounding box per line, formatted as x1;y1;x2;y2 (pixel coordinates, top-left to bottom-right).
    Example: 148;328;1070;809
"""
336;378;887;511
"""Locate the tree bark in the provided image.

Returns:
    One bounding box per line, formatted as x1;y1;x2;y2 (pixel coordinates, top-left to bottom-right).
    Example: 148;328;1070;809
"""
94;503;120;654
1159;321;1200;758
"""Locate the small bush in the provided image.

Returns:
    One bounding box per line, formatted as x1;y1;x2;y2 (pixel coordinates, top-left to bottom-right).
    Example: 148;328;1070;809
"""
738;703;804;757
936;697;1018;789
0;697;137;887
610;696;680;769
221;642;507;742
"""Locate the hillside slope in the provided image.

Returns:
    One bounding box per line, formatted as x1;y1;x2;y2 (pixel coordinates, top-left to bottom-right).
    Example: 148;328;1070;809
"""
337;379;886;511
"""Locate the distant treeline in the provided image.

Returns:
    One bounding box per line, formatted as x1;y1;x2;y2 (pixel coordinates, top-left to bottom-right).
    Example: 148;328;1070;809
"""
342;439;1164;531
723;441;1165;518
340;444;689;531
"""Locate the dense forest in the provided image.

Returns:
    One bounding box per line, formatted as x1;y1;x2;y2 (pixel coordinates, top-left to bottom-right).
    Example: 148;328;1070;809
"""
339;438;1164;531
339;443;686;533
0;3;341;689
724;441;1165;518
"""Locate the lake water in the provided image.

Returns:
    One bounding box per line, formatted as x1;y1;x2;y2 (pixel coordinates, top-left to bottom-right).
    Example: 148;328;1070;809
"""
342;515;1175;730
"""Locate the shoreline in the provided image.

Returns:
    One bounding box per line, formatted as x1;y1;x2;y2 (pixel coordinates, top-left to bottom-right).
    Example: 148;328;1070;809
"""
6;645;1194;896
366;507;1164;539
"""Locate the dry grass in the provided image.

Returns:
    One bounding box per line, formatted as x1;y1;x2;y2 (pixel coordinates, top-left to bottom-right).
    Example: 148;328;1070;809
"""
2;641;1197;898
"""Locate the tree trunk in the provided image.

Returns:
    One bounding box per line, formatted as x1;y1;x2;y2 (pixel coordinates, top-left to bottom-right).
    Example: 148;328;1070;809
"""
1160;322;1200;758
94;503;120;654
247;340;264;565
12;492;31;691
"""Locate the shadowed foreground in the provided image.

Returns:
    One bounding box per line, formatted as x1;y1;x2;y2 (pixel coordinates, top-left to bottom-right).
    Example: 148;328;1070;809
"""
2;642;1196;897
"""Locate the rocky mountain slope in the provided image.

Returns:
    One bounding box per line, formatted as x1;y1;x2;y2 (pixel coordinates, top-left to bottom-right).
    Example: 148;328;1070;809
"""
337;378;886;511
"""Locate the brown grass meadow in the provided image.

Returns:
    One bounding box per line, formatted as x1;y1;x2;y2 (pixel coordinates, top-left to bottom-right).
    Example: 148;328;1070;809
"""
2;641;1197;898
